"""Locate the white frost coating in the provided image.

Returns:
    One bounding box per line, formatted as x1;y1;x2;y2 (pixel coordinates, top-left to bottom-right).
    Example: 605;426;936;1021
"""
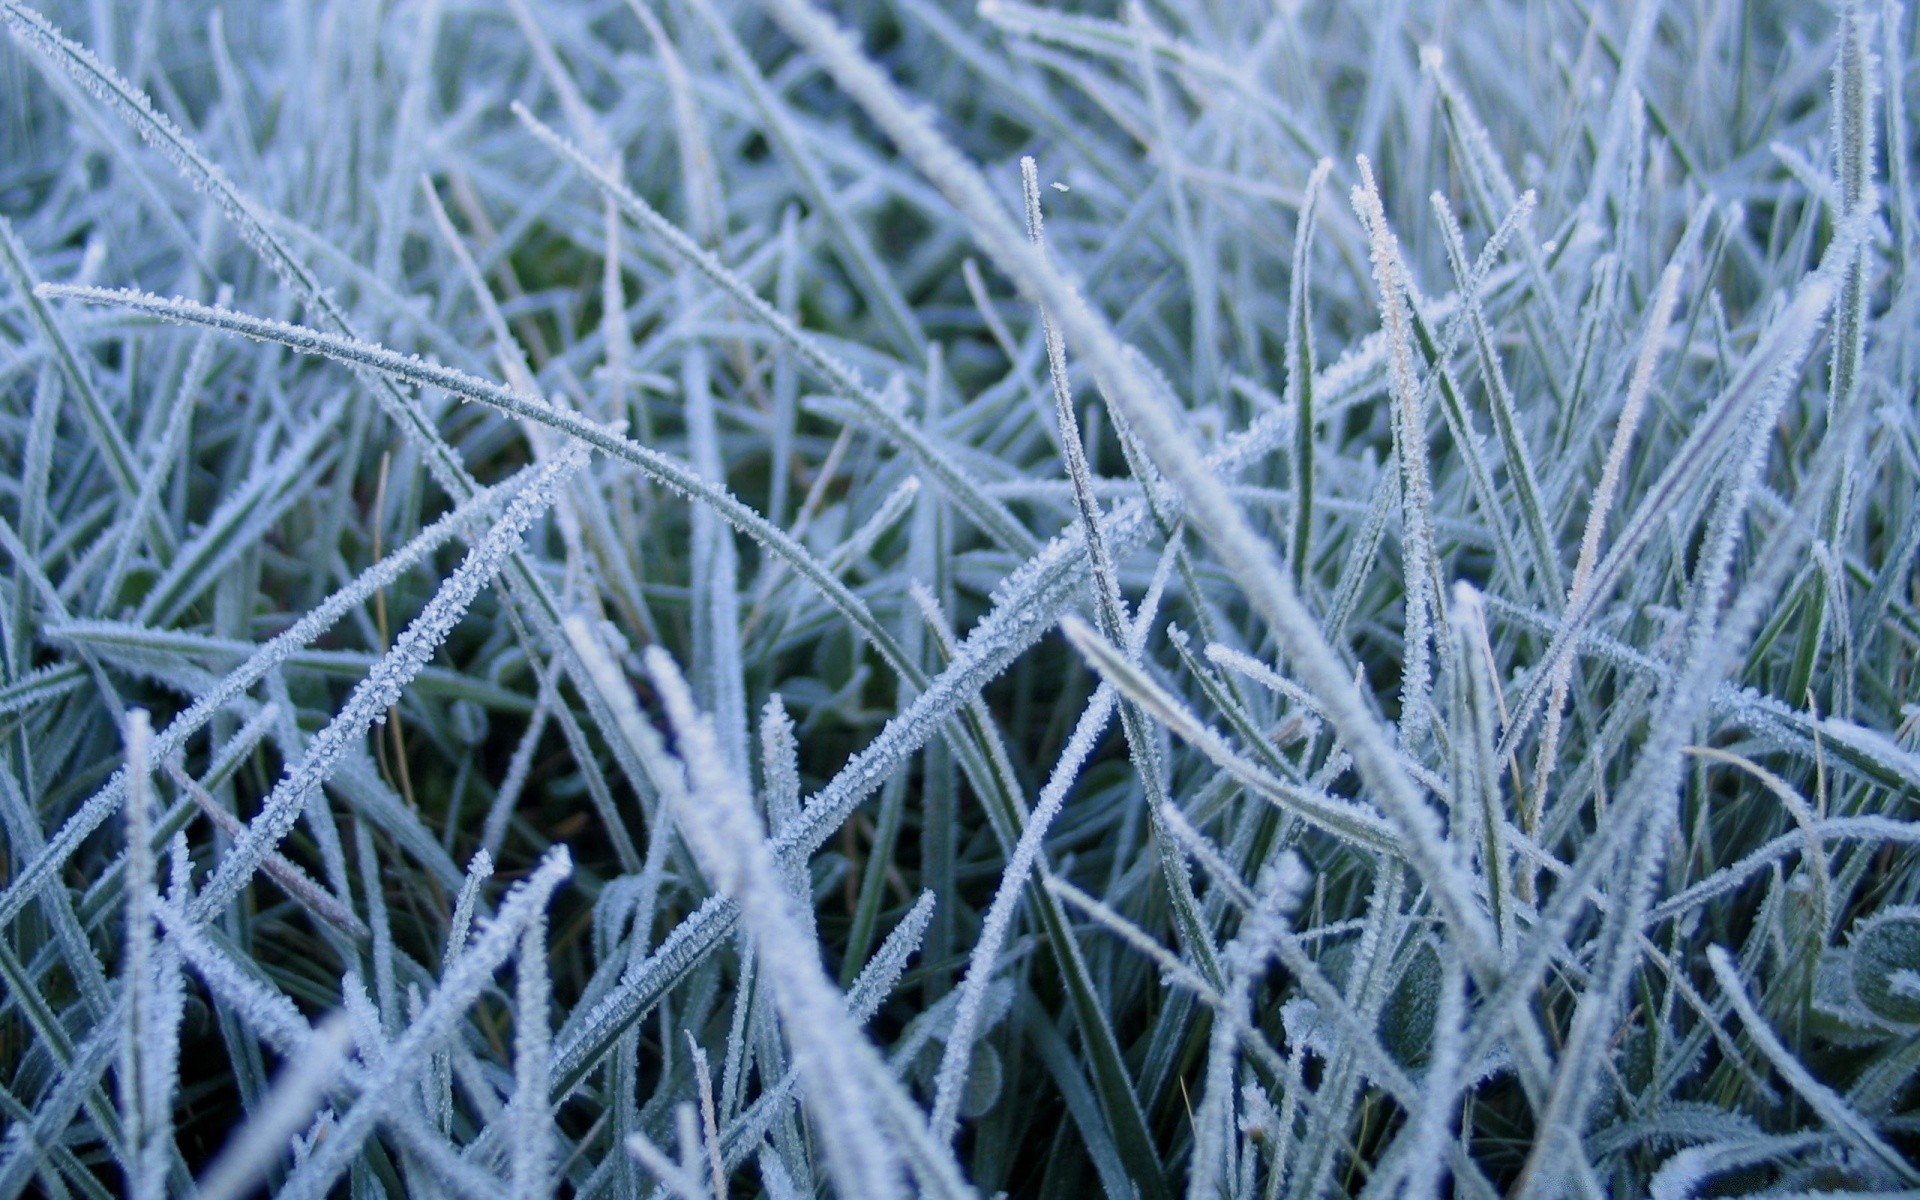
0;473;515;931
117;710;166;1200
645;647;911;1200
1706;946;1918;1184
1495;251;1849;765
1535;262;1683;800
447;849;495;966
641;891;937;1200
930;682;1118;1143
1512;264;1849;1191
512;102;1035;559
4;1;1895;1193
274;846;573;1200
511;917;555;1200
759;695;815;945
45;284;927;693
1189;853;1308;1200
194;1015;354;1200
755;0;1497;970
154;902;316;1055
1062;617;1401;854
1352;156;1443;748
189;447;585;926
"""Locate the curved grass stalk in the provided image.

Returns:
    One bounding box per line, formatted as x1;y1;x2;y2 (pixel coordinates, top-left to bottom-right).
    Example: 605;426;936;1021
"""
0;473;515;933
750;0;1498;979
512;104;1035;559
42;285;928;698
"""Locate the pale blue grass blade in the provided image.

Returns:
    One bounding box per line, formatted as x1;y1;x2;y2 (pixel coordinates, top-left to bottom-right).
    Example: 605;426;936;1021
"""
0;217;144;511
633;892;935;1200
114;710;165;1200
350;817;398;1032
511;916;556;1200
682;0;927;364
743;0;1498;979
1062;617;1402;856
166;759;368;941
1287;160;1331;590
1352;156;1445;747
1;5;1885;1193
0;466;518;934
642;647;910;1200
1021;152;1221;993
681;339;750;775
513;105;1036;560
273;847;573;1200
930;683;1117;1143
0;0;472;500
42;286;934;702
1706;945;1919;1184
190;1015;353;1200
186;446;584;927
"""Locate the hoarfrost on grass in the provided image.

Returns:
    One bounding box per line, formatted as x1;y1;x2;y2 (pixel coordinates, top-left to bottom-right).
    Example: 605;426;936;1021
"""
1;0;1915;1196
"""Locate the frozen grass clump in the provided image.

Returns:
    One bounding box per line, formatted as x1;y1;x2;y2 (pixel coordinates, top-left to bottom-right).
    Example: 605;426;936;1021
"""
1;0;1917;1195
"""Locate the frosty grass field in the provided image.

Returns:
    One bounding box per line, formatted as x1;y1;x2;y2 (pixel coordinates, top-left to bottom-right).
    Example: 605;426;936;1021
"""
2;0;1918;1195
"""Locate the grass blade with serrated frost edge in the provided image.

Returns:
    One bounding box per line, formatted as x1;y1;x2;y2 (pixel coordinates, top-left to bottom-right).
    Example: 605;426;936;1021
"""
1514;259;1847;1195
0;2;650;954
116;710;164;1200
1532;262;1683;805
549;403;1380;1106
561;613;691;864
643;647;909;1200
48;288;1144;1136
0;217;145;512
3;0;1899;1194
1705;945;1918;1184
1021;153;1222;995
1446;584;1513;954
0;0;454;494
0;470;515;933
1352;156;1444;746
1427;188;1560;598
0;0;478;500
626;892;936;1200
1494;240;1854;765
272;847;573;1200
187;446;584;926
746;0;1497;973
40;285;932;700
511;917;555;1200
1062;616;1401;855
930;684;1117;1143
167;762;368;940
681;0;926;362
1787;0;1885;711
1457;369;1888;1137
153;904;316;1056
511;103;1034;559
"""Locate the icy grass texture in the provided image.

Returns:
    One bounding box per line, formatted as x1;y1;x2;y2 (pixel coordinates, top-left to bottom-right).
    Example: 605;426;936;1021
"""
1;0;1917;1196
